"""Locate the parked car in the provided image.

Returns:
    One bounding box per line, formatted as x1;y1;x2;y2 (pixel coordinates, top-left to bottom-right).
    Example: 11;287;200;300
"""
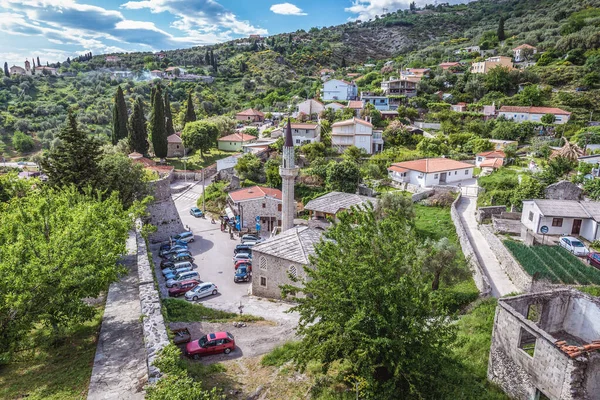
164;265;195;280
172;327;192;344
168;279;201;297
159;239;187;252
171;231;195;243
162;261;194;276
190;207;204;218
232;253;251;263
159;244;189;258
185;331;235;359
185;282;218;301
559;236;590;256
241;239;264;246
234;262;252;272
166;271;200;288
234;244;253;255
234;266;251;282
160;252;194;268
587;252;600;269
241;234;261;243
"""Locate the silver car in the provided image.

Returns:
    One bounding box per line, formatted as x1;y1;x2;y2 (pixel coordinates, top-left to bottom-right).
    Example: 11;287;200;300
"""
166;271;200;288
232;253;251;263
185;282;218;301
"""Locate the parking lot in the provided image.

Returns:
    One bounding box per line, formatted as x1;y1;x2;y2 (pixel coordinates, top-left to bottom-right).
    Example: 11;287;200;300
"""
149;180;298;361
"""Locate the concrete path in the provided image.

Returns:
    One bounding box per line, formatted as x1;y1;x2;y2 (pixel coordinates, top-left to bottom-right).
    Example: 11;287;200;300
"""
457;196;518;297
87;232;147;400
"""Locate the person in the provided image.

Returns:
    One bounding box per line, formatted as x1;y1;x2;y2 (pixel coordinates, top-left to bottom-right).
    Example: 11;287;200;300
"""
211;217;216;224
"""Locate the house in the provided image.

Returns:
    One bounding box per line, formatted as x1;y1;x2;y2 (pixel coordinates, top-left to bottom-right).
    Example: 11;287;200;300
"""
483;105;497;119
454;45;480;55
304;191;379;229
498;106;571;125
251;226;323;299
347;100;363;114
402;68;430;82
387;158;474;188
289;123;321;145
36;66;57;76
380;110;399;121
439;62;461;71
479;157;504;173
488;289;600;400
167;134;184;157
227;186;283;233
269;127;284;139
319;68;334;76
164;66;178;75
105;55;120;62
488;139;518;150
325;102;345;111
9;65;26;75
512;44;538;62
380;77;418;97
296;99;325;117
372;130;384;153
360;92;390;111
217;132;257;151
235;108;265;123
544;181;583;201
150;70;163;78
476;150;506;167
249;34;262;40
322;79;358;101
451;102;468;112
521;199;600;241
331;117;373;154
155;52;166;60
471;56;514;74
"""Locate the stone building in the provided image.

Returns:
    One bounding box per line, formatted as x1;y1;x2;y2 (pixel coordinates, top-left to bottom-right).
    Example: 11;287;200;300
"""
544;181;583;201
488;289;600;400
251;226;323;299
167;133;184;157
227;186;283;233
304;191;378;229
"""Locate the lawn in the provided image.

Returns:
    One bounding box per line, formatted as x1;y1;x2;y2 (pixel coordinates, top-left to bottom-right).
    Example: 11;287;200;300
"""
504;241;600;285
162;298;264;323
414;203;458;244
0;306;103;400
157;149;233;170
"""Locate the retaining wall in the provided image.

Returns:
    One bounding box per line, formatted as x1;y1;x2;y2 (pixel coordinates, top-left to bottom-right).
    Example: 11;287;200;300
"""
411;189;434;202
450;193;492;296
479;224;533;293
477;205;507;223
147;171;184;243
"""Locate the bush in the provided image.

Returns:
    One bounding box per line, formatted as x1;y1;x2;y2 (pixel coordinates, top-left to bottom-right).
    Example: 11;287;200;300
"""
162;298;263;323
261;341;301;366
11;131;35;153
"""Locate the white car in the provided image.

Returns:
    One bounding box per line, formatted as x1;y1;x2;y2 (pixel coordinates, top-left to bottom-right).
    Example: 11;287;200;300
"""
171;231;195;243
232;253;251;263
559;236;590;256
166;271;200;288
185;282;218;301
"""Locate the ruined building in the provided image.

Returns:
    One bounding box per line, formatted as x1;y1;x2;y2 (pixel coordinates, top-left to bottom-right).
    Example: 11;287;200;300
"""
488;289;600;400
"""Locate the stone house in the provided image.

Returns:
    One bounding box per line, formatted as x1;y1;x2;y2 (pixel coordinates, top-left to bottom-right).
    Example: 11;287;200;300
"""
325;102;345;112
227;186;283;232
217;133;257;152
9;65;26;75
167;134;184;157
235;108;265;123
488;289;600;400
251;226;323;299
544;181;583;201
304;191;378;229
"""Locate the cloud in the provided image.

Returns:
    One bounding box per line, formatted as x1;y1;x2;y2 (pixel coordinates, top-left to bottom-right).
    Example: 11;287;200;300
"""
270;3;307;16
345;0;470;21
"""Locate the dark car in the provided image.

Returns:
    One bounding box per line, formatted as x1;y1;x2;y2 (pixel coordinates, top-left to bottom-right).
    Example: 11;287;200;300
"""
241;234;261;243
159;244;189;257
234;266;251;282
185;331;235;359
234;261;252;272
160;239;187;252
234;244;253;255
168;279;201;297
160;252;194;268
587;252;600;269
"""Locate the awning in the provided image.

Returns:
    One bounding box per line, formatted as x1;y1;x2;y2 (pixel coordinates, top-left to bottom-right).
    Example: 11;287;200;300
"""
224;206;236;220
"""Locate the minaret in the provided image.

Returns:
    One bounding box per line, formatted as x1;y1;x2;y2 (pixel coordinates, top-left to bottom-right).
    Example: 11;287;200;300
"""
279;119;298;232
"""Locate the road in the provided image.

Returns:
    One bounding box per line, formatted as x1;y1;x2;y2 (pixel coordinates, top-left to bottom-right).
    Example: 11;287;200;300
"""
1;161;37;168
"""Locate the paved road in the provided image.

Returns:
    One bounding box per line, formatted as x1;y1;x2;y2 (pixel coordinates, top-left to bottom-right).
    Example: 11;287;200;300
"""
457;196;518;297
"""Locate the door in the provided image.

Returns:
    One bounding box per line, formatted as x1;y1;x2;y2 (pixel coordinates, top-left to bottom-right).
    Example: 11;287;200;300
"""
572;219;582;235
439;172;447;183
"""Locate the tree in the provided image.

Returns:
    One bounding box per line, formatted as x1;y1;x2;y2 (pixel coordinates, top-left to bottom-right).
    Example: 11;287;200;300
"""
383;121;417;147
149;86;168;159
128;98;149;155
112;86;128;145
172;67;180;77
497;16;505;41
341;56;346;68
41;111;101;191
265;158;282;187
0;186;132;354
283;203;457;398
541;113;556;124
234;153;263;182
164;91;175;137
12;131;35;153
342;145;367;164
36;56;41;67
3;62;8;77
183;92;196;127
510;175;544;209
326;160;360;193
584;178;600;200
181;121;216;158
97;150;151;208
421;237;468;291
300;142;326;163
485;66;513;93
416;136;449;157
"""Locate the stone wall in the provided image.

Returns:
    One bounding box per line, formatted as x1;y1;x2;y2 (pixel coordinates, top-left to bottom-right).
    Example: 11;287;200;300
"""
136;226;169;382
450;194;492;296
411;189;434;202
147;171;184;243
251;251;306;299
477;205;507;223
479;224;533;293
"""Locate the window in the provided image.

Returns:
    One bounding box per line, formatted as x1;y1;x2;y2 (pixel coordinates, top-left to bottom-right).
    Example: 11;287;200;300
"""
260;277;267;287
465;170;469;175
528;211;534;221
535;389;551;400
259;256;267;271
454;171;457;175
552;218;563;227
527;304;541;323
518;327;537;357
434;174;439;179
296;139;300;144
262;203;266;208
289;265;298;278
277;204;282;212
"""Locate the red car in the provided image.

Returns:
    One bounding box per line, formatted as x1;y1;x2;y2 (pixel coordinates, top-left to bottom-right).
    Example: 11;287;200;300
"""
234;260;251;270
168;279;200;297
186;331;235;359
587;252;600;269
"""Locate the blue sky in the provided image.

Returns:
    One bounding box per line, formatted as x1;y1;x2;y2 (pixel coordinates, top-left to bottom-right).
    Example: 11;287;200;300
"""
0;0;469;66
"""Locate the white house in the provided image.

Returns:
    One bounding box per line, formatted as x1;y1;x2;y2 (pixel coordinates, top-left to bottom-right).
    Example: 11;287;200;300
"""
498;106;571;125
297;99;325;117
521;199;600;241
325;102;345;112
512;44;537;62
454;45;481;55
331;118;373;154
289;123;321;146
322;79;358;101
387;158;474;188
9;65;26;75
476;150;506;167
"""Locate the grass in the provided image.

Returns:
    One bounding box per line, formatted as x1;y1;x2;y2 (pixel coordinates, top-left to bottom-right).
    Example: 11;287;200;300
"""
260;341;301;367
414;203;458;244
162;298;264;323
504;241;600;285
0;306;103;400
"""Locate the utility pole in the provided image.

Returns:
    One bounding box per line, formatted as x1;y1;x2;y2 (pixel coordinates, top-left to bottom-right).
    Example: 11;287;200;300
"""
183;147;187;183
202;168;206;214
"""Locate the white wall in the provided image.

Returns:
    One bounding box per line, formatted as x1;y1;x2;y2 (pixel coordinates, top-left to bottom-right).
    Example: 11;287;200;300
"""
297;100;325;115
323;80;352;101
521;202;539;232
354;134;372;154
499;112;570;125
580;219;597;242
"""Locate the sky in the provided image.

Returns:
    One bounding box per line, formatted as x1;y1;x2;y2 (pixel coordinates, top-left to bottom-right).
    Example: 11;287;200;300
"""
0;0;469;66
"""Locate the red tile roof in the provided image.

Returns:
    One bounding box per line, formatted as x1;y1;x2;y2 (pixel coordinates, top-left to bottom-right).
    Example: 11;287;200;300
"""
439;62;461;68
331;117;373;128
480;158;504;168
499;106;571;115
513;44;536;51
228;186;282;202
290;123;319;129
387;165;408;173
236;108;265;117
218;133;257;142
478;150;506;158
347;100;363;109
390;158;473;173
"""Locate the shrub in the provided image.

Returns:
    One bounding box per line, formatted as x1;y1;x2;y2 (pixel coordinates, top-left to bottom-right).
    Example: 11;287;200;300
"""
11;131;35;153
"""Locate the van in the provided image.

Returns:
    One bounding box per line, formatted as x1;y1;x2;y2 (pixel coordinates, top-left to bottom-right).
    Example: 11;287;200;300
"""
166;271;200;288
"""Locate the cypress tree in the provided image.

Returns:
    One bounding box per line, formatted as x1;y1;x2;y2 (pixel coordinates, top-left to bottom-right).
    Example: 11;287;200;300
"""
3;62;9;77
111;86;128;145
128;98;149;155
164;91;175;136
41;110;101;191
150;86;156;106
205;50;210;65
149;86;168;159
37;57;41;67
184;92;196;127
497;16;505;41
